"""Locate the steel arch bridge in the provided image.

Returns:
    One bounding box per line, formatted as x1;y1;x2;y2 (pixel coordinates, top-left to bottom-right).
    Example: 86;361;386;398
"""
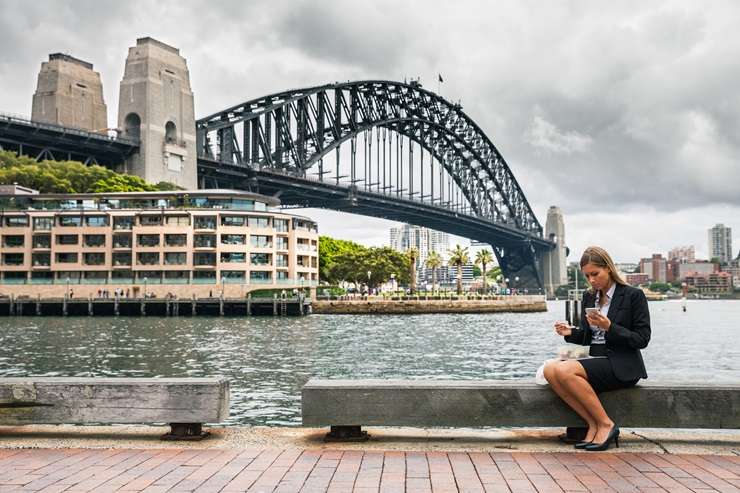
195;80;554;288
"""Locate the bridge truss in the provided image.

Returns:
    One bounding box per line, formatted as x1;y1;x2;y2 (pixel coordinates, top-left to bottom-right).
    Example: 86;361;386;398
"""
196;80;553;288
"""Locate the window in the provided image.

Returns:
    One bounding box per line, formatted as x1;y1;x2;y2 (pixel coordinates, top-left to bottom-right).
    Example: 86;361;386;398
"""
5;216;29;227
136;252;160;265
276;254;289;268
112;234;132;248
250;271;272;281
31;253;51;267
84;271;107;281
221;215;245;227
139;215;162;226
55;252;78;263
275;237;289;250
164;252;187;265
3;253;24;265
83;253;105;265
194;252;216;266
194;216;216;229
221;234;246;245
193;271;216;282
33;217;53;230
250;235;272;248
166;215;189;226
3;272;27;282
112;253;131;266
3;235;24;248
56;234;78;245
250;253;271;266
165;271;189;281
111;270;133;281
277;271;289;280
274;219;289;232
165;234;187;247
113;216;134;230
248;216;269;228
194;234;216;248
58;216;82;227
137;234;160;247
220;252;246;263
84;235;106;247
85;216;108;227
32;235;51;249
222;271;245;281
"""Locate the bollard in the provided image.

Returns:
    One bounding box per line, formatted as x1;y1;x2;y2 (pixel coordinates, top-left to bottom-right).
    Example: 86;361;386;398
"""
114;297;119;316
191;295;196;316
62;297;67;316
88;297;93;316
36;295;41;316
141;299;146;316
219;298;224;316
273;294;278;316
9;295;14;316
246;294;251;316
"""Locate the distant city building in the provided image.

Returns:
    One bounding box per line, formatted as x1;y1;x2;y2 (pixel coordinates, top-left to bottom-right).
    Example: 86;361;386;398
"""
543;206;568;295
676;261;718;280
421;263;475;289
639;254;667;283
389;224;450;273
668;245;695;263
625;273;650;286
708;224;733;264
684;271;733;294
615;263;638;275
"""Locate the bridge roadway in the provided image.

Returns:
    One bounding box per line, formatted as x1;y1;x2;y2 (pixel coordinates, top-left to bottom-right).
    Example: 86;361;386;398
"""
198;156;552;253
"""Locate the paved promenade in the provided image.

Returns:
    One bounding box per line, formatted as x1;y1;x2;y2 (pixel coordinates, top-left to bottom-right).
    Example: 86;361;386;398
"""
1;447;739;493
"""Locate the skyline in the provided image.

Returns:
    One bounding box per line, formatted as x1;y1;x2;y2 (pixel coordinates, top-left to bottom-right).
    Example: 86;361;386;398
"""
1;1;739;263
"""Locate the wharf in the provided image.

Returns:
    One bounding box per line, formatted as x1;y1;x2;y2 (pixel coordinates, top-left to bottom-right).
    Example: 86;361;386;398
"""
313;295;547;314
0;295;310;317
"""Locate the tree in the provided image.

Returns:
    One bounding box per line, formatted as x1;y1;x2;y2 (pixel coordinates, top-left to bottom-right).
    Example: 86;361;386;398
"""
406;247;419;294
448;244;470;295
474;249;494;294
425;251;443;292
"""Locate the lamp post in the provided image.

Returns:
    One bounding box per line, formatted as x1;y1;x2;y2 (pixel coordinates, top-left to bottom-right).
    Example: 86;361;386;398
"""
367;270;372;295
143;276;148;299
504;277;510;295
514;276;520;294
390;273;396;293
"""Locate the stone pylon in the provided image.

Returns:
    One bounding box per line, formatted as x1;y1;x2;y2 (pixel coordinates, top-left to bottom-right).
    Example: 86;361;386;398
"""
543;206;568;296
117;37;197;189
31;53;108;133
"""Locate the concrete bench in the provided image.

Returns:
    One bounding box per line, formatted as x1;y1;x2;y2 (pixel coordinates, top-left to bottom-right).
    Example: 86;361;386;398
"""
0;377;229;440
302;379;740;441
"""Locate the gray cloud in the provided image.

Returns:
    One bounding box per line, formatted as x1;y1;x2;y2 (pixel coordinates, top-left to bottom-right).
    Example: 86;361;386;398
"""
0;0;738;260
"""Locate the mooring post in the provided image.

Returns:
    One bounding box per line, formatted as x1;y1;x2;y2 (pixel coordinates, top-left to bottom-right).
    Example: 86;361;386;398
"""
36;295;41;316
273;294;278;316
219;297;224;317
141;298;146;316
246;294;251;316
191;295;196;316
9;295;14;316
114;296;119;316
88;297;93;316
165;299;170;317
62;296;67;316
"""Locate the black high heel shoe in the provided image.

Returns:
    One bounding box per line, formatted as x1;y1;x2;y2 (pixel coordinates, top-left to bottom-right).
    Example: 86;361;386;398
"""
574;439;593;449
585;426;620;451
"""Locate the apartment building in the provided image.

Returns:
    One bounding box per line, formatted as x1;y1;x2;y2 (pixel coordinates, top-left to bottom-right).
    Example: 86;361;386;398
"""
0;190;319;298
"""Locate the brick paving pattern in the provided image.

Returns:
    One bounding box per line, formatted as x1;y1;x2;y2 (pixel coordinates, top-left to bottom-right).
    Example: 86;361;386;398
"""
0;448;738;492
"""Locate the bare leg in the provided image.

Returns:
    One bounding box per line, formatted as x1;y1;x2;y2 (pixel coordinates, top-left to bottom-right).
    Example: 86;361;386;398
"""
544;362;598;441
556;361;615;443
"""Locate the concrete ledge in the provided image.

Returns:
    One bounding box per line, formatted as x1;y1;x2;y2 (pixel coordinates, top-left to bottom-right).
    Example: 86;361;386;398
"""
0;377;229;425
312;297;546;314
302;379;740;429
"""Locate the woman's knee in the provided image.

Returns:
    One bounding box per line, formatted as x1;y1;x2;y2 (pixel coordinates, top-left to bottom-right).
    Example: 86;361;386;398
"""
543;362;558;382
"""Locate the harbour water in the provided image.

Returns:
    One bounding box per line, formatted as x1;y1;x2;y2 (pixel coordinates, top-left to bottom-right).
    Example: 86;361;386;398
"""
0;300;737;426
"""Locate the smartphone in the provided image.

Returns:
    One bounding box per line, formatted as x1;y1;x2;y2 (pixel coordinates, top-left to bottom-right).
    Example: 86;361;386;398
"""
585;307;599;315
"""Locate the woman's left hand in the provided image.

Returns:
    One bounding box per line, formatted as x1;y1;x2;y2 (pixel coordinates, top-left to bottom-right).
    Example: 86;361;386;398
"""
586;311;612;331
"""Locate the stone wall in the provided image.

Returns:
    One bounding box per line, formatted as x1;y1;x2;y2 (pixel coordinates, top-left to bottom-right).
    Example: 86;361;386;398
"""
313;296;546;314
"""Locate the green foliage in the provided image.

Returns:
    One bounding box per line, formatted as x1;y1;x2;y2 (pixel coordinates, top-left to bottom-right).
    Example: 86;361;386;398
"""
0;150;178;193
648;282;672;293
448;244;470;294
472;265;482;277
319;235;410;288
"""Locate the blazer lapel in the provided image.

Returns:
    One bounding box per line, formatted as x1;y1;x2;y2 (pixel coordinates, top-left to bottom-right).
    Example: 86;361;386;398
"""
606;283;626;321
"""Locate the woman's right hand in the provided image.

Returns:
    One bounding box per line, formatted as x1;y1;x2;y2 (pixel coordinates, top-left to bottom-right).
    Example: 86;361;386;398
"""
554;321;573;337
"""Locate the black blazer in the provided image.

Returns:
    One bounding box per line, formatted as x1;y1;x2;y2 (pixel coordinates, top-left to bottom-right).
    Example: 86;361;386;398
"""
565;283;651;381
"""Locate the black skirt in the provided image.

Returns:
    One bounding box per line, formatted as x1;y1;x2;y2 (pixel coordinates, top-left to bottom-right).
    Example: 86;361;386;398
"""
577;345;640;393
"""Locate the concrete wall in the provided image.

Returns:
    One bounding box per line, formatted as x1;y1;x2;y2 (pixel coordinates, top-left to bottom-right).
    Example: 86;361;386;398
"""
312;296;546;314
31;54;108;132
118;38;197;189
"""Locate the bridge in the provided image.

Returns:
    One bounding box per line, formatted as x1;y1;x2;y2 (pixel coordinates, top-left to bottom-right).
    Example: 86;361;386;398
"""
0;80;554;288
195;80;554;288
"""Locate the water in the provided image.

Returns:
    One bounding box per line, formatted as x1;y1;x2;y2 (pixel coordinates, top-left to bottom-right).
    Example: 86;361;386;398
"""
0;300;737;425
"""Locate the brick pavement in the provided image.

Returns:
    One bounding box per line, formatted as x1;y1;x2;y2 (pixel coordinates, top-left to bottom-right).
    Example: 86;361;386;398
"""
0;447;738;492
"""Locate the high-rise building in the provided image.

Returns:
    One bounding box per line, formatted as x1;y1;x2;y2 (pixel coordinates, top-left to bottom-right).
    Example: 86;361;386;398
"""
31;53;108;132
389;224;449;271
543;206;568;295
639;254;667;283
708;224;733;264
668;246;695;263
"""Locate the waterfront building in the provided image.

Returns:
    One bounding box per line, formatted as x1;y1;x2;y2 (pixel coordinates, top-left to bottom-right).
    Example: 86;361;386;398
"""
420;263;475;290
683;271;733;295
708;224;733;264
639;254;667;283
676;261;718;280
625;273;650;286
668;245;695;263
0;189;319;298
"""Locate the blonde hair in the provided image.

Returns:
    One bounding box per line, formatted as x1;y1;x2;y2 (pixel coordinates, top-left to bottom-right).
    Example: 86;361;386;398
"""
580;246;627;290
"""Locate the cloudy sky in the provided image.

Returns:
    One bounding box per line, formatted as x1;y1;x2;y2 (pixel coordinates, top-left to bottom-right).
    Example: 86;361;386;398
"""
1;0;739;263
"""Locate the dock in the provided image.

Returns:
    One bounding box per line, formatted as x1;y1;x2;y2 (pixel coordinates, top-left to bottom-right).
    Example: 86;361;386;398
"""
0;295;311;317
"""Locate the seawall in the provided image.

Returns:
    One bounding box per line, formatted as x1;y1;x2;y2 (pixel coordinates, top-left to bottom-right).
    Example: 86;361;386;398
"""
312;296;547;314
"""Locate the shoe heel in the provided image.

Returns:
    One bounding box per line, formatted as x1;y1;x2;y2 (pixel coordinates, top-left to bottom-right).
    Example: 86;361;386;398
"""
615;436;619;448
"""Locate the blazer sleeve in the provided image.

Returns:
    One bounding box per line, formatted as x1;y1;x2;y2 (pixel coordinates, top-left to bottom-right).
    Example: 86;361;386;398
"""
605;288;651;349
564;293;592;346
